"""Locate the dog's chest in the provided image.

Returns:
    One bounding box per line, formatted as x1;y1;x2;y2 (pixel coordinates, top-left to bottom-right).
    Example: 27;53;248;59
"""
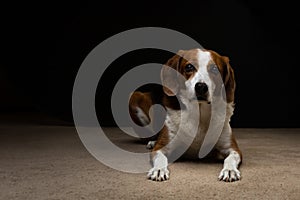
165;103;211;158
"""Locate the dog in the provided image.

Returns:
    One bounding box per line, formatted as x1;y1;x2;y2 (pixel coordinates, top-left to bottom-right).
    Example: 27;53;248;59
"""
129;48;242;182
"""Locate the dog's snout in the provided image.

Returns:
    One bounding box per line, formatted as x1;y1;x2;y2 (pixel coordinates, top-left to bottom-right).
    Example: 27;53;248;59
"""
195;82;208;94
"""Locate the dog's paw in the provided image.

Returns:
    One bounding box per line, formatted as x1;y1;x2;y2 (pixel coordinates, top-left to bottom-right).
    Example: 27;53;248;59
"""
218;167;241;182
147;167;169;181
146;141;156;149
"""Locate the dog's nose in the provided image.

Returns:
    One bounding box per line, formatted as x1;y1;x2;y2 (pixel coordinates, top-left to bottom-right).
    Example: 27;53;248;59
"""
195;82;208;95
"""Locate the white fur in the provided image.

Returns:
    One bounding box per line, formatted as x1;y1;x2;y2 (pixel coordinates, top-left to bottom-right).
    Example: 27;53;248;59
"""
147;49;241;182
147;150;169;181
164;94;200;154
215;102;235;153
146;141;156;149
136;107;150;126
164;49;217;157
218;150;241;181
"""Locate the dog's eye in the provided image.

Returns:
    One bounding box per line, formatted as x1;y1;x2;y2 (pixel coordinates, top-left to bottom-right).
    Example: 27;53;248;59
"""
210;64;219;74
184;64;195;73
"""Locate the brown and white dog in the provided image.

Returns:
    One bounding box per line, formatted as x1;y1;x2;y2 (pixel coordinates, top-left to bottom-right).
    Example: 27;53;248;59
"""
129;48;242;182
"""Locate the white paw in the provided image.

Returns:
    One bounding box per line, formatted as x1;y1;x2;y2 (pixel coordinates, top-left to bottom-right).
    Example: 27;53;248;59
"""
218;167;241;182
146;141;156;149
147;167;169;181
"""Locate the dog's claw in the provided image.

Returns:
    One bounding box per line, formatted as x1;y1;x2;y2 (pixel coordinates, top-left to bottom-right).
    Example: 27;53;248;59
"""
147;167;169;181
218;168;241;182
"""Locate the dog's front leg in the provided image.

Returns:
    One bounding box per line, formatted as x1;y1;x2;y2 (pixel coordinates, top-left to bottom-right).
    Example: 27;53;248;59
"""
216;125;242;182
147;126;170;181
147;150;169;181
218;148;241;182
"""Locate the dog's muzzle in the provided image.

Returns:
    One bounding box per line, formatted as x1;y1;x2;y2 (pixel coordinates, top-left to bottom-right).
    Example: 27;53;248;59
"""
195;82;208;101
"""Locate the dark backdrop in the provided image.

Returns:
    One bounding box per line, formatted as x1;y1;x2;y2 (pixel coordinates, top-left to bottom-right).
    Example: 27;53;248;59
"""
1;1;299;127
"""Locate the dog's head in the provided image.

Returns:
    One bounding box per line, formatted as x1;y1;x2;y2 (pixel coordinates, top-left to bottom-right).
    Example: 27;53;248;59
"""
161;48;235;103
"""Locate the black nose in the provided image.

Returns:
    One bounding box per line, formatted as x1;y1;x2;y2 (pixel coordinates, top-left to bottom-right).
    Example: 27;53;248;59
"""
195;82;208;95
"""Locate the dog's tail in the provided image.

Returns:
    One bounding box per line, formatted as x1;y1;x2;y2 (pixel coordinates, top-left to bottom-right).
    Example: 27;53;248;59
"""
129;91;166;142
129;91;152;126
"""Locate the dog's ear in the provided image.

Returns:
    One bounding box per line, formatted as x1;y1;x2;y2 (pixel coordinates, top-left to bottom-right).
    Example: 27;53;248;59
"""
223;56;236;103
161;52;183;96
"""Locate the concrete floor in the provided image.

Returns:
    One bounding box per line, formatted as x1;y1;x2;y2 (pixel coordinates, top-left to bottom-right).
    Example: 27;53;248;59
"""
0;116;300;199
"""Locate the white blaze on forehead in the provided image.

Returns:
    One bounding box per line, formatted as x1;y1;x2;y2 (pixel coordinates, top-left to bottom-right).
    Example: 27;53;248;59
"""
194;49;211;83
184;49;212;101
197;49;211;65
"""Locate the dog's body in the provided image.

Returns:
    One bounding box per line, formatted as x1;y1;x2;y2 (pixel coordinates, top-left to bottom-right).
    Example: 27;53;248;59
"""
129;48;242;182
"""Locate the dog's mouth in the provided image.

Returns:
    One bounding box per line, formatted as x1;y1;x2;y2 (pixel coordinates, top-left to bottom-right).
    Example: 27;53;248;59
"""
196;94;206;101
195;95;210;104
189;93;210;103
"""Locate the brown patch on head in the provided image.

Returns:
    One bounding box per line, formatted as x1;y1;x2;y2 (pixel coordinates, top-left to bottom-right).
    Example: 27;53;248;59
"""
161;49;200;96
161;53;182;96
208;50;236;103
178;49;199;80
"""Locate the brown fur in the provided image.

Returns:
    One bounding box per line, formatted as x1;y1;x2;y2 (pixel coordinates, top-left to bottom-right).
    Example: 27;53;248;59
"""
129;49;242;181
208;50;236;103
128;92;153;126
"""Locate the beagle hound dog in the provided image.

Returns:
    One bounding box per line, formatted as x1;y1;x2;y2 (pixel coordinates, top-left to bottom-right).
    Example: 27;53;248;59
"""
129;48;242;182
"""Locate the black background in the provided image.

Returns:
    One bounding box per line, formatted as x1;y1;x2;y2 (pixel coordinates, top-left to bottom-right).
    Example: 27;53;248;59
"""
1;1;299;127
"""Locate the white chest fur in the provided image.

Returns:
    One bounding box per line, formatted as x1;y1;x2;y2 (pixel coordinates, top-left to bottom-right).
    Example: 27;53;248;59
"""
165;102;212;159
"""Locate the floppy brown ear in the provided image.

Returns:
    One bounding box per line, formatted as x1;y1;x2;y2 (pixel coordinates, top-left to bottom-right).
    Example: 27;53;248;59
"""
223;56;236;103
161;54;182;96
